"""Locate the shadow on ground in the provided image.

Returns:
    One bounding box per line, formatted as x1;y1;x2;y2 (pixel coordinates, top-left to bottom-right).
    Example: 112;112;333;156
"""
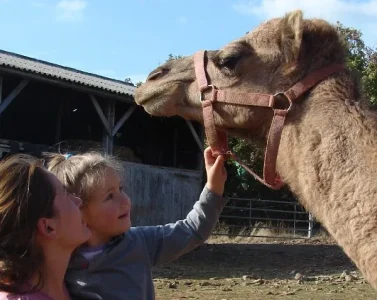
153;242;357;281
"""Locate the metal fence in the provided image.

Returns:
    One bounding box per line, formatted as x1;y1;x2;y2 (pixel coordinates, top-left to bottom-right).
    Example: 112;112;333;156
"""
214;196;315;239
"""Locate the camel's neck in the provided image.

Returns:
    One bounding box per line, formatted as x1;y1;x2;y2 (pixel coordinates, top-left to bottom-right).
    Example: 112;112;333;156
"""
279;76;377;216
277;77;377;286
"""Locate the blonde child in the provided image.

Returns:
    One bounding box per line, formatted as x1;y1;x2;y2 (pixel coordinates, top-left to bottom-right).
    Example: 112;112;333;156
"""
45;147;227;300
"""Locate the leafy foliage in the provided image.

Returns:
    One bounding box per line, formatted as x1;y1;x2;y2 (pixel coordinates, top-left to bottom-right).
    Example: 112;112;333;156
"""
336;22;377;104
166;54;183;62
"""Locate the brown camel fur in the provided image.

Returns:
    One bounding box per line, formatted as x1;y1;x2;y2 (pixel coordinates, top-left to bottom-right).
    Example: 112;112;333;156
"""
135;10;377;289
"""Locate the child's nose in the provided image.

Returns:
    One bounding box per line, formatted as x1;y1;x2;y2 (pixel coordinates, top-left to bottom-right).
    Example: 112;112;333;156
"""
121;193;131;207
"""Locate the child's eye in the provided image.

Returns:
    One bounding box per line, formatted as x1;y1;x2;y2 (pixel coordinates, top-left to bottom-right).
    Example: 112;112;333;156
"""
105;193;114;201
119;186;125;192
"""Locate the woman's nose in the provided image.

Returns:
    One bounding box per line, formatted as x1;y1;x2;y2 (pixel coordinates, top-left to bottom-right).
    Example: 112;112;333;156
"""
72;195;83;208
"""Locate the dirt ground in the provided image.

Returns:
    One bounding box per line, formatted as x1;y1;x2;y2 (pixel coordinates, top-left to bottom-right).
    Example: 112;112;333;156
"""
152;237;377;299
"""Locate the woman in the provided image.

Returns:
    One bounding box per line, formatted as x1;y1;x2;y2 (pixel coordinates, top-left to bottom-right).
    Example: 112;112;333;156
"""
0;153;91;299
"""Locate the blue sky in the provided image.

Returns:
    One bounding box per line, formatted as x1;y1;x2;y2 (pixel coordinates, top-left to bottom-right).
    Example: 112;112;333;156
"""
1;0;376;84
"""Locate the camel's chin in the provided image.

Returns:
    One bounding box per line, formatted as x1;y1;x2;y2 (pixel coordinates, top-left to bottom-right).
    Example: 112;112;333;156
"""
142;102;176;117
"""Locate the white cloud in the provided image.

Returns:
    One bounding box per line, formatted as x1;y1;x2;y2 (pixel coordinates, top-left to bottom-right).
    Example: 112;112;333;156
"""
56;0;87;22
233;0;377;47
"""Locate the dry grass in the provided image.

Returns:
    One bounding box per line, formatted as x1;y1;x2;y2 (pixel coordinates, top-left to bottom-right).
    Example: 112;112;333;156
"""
155;280;377;300
153;232;376;300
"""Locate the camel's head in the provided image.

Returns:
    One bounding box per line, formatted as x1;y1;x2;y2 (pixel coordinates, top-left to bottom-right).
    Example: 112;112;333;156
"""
135;10;345;140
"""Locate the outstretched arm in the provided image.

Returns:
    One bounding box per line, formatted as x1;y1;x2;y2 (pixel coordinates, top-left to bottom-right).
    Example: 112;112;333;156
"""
139;147;228;266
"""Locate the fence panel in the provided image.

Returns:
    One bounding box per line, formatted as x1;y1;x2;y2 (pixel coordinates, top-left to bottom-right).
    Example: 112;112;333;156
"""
214;196;315;239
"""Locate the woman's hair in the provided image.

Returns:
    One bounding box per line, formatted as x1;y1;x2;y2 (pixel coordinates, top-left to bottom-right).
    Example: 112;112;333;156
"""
0;153;56;294
44;152;123;205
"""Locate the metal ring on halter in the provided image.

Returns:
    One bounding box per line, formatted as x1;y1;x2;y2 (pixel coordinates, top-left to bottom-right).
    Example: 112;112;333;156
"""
199;85;216;102
272;92;293;112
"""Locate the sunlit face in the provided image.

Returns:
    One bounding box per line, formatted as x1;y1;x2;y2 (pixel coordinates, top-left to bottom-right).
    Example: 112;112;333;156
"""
47;171;91;249
82;167;132;244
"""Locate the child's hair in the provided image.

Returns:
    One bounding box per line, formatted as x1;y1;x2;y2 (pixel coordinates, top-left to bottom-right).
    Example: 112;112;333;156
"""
0;154;56;294
43;151;123;205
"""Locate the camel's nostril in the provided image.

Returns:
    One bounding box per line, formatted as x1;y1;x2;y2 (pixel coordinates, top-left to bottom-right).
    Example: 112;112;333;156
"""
147;68;170;81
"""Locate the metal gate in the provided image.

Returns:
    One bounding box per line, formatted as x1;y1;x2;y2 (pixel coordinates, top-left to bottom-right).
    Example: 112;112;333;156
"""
214;196;315;239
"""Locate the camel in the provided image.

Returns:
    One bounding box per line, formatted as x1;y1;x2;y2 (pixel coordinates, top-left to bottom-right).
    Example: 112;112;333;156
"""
135;10;377;289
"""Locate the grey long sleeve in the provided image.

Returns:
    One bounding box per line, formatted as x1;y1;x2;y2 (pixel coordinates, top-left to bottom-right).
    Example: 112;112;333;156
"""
139;185;228;266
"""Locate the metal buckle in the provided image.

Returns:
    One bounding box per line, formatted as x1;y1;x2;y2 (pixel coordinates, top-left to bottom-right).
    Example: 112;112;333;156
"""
200;85;216;102
272;92;292;112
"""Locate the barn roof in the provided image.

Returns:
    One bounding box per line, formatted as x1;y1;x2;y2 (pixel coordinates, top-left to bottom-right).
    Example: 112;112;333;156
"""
0;49;136;98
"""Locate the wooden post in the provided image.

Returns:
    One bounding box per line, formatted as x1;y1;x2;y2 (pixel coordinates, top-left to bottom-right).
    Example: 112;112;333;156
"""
185;120;205;171
55;100;63;143
0;76;3;104
112;105;136;136
89;94;114;154
106;100;115;155
185;120;204;152
0;79;29;116
89;94;111;136
90;94;137;155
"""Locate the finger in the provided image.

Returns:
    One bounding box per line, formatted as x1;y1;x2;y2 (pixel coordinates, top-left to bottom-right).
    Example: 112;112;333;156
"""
212;155;224;171
219;163;227;178
204;146;211;155
204;147;216;165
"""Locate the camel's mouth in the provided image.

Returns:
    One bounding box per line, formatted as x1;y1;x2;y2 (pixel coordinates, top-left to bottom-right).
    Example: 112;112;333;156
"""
134;91;161;107
135;81;178;106
135;81;190;118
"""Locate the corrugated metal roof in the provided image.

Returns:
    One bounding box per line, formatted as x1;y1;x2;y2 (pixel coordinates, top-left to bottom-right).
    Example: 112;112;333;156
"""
0;50;136;97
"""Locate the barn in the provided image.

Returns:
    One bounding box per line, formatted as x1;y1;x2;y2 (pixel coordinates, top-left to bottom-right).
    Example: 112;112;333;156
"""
0;49;205;226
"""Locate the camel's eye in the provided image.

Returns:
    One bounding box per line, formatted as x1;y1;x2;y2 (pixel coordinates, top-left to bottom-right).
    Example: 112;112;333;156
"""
217;56;240;71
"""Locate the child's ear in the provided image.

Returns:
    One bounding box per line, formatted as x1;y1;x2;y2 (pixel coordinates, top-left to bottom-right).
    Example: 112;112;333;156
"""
37;218;57;239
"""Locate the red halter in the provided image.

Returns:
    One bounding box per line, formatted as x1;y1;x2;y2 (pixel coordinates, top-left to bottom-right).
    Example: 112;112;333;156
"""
194;50;345;189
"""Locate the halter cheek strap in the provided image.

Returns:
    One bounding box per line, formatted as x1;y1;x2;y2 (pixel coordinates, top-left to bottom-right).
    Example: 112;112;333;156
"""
194;50;345;190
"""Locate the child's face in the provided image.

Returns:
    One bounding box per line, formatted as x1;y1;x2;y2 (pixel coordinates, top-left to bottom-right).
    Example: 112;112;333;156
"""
82;167;132;244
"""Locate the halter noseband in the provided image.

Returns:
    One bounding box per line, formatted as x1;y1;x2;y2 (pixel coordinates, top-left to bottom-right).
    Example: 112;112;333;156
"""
194;50;345;190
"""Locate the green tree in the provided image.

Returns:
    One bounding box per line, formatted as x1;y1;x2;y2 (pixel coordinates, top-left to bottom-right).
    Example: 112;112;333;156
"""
166;54;183;62
336;22;377;104
124;77;134;86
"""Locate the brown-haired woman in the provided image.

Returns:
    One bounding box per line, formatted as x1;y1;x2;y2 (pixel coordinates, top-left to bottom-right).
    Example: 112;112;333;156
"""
0;154;91;299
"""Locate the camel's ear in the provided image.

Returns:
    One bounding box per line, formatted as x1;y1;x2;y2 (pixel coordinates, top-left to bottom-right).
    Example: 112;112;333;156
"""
278;10;304;63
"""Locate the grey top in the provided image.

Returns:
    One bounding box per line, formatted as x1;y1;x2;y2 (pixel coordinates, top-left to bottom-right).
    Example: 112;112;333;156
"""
65;186;227;300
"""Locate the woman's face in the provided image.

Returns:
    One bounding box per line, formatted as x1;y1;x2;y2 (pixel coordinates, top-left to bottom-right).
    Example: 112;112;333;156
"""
46;171;91;249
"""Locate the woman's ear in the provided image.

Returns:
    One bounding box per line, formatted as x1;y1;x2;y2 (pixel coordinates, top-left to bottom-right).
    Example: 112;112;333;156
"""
36;218;57;239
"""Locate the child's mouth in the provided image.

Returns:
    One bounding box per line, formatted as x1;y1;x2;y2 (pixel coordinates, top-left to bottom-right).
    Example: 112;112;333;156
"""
118;212;129;219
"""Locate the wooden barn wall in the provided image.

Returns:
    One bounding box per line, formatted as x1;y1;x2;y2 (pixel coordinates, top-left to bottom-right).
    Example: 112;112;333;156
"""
122;161;203;226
